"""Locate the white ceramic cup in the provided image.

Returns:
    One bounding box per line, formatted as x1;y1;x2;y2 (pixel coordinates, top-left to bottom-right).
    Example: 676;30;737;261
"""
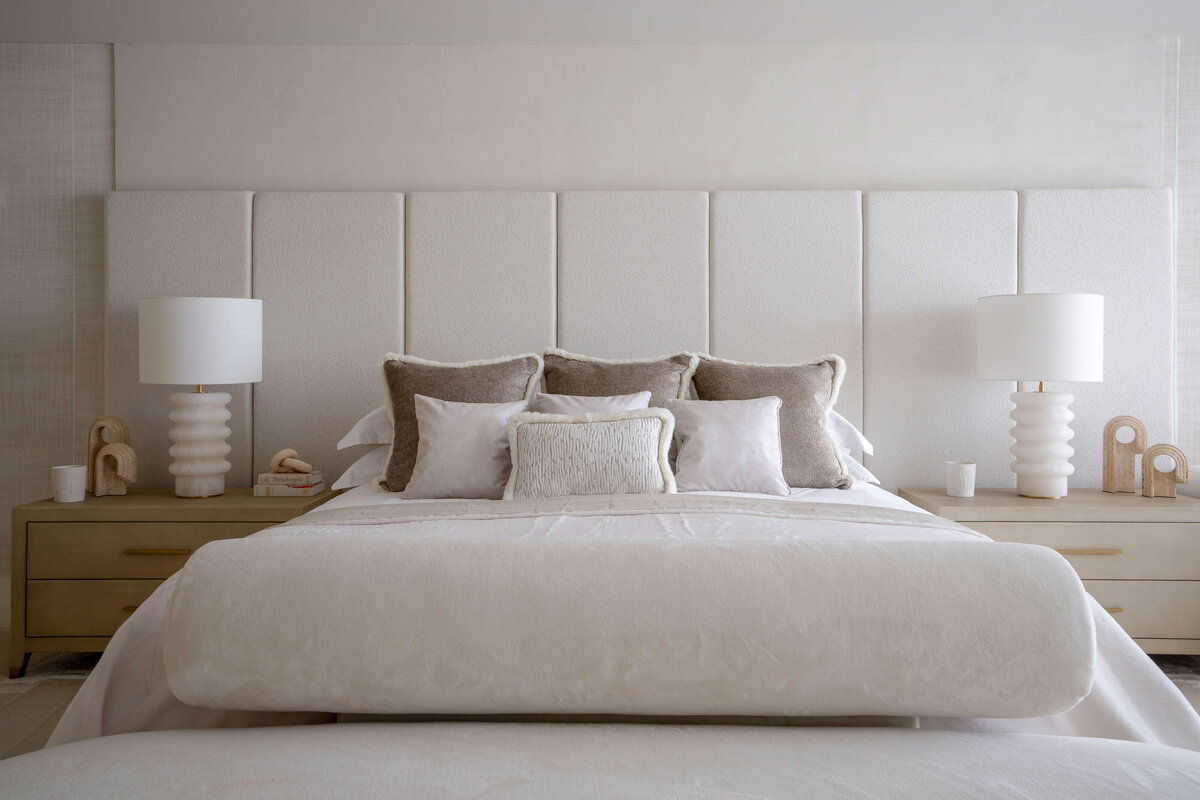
52;465;88;503
946;461;976;498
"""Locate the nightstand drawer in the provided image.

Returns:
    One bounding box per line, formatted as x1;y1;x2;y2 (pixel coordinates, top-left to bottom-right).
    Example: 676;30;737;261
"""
26;580;161;637
26;522;269;579
968;522;1200;580
1084;580;1200;639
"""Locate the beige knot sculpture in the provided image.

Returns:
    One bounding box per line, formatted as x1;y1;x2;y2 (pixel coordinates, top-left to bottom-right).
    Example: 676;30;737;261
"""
270;449;313;474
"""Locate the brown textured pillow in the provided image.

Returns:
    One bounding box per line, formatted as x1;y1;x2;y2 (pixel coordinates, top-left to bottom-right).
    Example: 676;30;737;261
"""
380;353;542;492
691;354;850;489
542;349;698;408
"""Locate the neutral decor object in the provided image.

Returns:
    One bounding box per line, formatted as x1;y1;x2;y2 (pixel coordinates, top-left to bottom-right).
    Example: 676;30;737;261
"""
93;443;138;497
976;293;1104;499
504;409;675;499
8;487;336;679
270;449;313;474
666;397;790;496
899;487;1200;655
1103;416;1147;494
139;297;263;498
51;465;87;503
1141;444;1190;499
945;462;976;498
87;417;132;494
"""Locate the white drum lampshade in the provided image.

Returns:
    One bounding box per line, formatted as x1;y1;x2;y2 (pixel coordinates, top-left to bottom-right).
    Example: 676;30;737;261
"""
977;293;1103;499
139;297;263;497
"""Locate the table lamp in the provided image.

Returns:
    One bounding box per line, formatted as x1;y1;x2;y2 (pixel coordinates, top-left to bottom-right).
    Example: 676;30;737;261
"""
977;293;1103;499
139;297;263;498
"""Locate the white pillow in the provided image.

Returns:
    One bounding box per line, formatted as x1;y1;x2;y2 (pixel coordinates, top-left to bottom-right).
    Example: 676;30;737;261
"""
667;397;789;496
404;396;529;500
337;405;392;450
331;445;389;490
532;391;652;415
828;410;874;455
844;454;880;484
505;409;676;500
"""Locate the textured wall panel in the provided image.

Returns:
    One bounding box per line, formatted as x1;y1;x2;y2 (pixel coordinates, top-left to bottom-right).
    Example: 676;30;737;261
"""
864;191;1018;490
406;192;555;360
253;193;403;482
710;191;864;427
1020;189;1175;490
0;44;74;579
106;192;253;488
1179;39;1200;497
558;192;708;357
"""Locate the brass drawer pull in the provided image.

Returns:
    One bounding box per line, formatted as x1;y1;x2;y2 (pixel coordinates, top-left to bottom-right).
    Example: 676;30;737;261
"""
1104;607;1125;614
121;605;139;613
1056;549;1123;556
123;548;191;556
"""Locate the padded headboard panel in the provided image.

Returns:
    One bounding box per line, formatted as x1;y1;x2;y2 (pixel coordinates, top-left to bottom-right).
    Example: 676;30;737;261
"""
104;188;1175;493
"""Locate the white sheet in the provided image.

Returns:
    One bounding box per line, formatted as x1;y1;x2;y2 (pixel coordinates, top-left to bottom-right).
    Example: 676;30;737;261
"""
15;724;1200;799
47;487;1200;752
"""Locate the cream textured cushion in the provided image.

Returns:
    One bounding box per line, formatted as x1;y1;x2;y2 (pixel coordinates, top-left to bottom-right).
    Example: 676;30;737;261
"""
532;391;652;415
667;397;790;496
691;355;850;489
380;353;542;492
505;409;676;499
404;396;529;500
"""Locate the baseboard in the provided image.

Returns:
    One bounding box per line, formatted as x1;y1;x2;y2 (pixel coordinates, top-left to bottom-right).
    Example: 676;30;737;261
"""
0;576;9;628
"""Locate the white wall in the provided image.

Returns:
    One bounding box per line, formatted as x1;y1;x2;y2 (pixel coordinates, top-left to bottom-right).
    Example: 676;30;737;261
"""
114;41;1169;191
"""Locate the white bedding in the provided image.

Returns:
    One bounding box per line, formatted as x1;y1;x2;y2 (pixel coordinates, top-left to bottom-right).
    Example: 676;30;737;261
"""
47;486;1200;751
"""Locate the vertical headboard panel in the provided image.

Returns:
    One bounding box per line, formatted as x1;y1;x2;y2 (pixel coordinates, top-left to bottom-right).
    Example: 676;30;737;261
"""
558;192;709;357
252;192;404;481
1019;189;1175;489
863;191;1019;490
406;192;556;360
710;191;864;428
105;191;254;487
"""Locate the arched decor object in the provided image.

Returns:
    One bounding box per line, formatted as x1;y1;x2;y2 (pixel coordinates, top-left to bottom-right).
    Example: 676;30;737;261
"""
1102;415;1147;494
87;416;131;494
1141;443;1190;499
95;443;138;497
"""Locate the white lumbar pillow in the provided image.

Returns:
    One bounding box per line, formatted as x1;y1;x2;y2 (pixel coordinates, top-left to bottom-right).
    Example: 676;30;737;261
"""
403;396;529;500
532;391;652;415
667;397;790;496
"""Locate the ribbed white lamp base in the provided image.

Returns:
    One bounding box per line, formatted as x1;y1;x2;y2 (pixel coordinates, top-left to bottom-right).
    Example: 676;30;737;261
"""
167;392;232;498
1009;391;1075;499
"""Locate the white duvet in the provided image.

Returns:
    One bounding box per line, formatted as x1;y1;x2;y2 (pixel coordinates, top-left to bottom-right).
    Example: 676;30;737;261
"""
47;484;1200;751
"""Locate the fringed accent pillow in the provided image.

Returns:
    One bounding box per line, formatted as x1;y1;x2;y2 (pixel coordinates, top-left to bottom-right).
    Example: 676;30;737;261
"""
541;349;697;407
504;409;676;500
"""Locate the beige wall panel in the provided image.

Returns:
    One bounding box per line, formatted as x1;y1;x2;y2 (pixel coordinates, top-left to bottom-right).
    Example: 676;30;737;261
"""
710;191;864;428
0;44;75;579
1019;189;1175;491
863;191;1019;491
406;192;555;360
105;192;254;489
558;192;709;358
252;193;403;482
1179;39;1200;498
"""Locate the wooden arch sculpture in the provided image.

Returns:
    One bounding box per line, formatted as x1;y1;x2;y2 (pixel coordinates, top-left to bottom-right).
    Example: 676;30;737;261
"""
95;443;138;497
1102;415;1147;494
87;416;133;496
1141;443;1190;499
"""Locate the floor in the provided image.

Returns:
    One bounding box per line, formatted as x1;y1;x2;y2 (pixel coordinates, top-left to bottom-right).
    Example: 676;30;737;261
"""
1;631;1199;762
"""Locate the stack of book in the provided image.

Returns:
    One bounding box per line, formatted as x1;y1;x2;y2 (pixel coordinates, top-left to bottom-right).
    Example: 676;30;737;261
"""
253;470;325;496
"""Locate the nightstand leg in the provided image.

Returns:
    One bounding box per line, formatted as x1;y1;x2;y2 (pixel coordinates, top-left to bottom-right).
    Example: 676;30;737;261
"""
10;652;30;679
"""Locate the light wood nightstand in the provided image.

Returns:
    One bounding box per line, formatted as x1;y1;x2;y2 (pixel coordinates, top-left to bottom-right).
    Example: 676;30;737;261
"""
10;487;337;678
899;487;1200;655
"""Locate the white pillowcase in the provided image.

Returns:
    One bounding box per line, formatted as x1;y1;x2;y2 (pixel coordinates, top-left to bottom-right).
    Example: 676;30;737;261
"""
337;405;392;450
828;410;874;455
505;409;676;500
331;445;389;490
532;391;652;415
667;397;790;496
404;396;529;500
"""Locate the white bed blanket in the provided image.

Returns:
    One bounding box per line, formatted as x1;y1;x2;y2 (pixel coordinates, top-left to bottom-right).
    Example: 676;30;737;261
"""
13;723;1200;799
47;490;1200;750
164;531;1093;718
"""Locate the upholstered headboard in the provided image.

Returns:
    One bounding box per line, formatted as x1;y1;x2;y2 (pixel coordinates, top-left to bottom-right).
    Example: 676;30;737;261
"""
105;189;1174;492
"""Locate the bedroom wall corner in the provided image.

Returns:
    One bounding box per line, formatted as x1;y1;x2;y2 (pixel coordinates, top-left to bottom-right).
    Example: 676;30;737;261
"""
0;43;113;583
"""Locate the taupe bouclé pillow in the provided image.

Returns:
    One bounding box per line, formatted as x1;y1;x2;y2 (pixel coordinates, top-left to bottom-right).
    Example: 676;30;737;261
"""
380;353;542;492
691;354;850;489
542;349;698;408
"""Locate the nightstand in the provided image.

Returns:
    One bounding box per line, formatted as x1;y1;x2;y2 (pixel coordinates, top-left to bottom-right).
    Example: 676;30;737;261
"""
9;487;337;678
899;488;1200;655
